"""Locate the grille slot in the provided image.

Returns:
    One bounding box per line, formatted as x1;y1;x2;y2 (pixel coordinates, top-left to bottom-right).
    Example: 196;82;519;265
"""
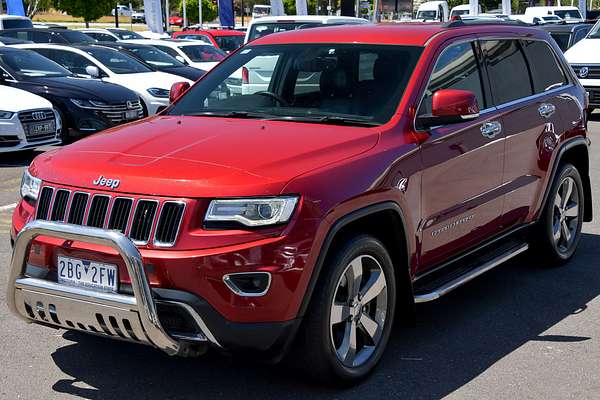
18;109;55;123
86;195;110;228
68;192;89;225
50;189;70;222
36;187;54;220
130;200;158;244
108;198;133;233
154;202;185;246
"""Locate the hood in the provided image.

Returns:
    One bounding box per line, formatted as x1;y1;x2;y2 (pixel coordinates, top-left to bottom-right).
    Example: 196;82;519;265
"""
30;115;379;198
20;76;139;103
564;39;598;64
0;86;52;111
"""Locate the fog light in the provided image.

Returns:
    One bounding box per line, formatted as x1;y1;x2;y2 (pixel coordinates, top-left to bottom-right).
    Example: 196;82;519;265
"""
223;272;271;297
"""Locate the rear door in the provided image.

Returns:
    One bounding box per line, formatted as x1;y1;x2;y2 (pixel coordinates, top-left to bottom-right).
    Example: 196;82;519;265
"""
480;39;570;228
418;39;506;269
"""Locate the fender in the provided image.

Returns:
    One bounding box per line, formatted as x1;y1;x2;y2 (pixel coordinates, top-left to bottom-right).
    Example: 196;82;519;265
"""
536;136;593;222
297;201;413;317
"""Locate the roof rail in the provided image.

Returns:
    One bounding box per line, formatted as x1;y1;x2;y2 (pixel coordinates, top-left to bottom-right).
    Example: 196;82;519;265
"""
444;18;530;28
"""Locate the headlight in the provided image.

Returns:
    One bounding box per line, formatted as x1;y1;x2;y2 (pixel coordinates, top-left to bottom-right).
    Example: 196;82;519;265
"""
147;88;170;98
0;110;14;119
205;196;299;227
21;170;42;203
70;99;108;108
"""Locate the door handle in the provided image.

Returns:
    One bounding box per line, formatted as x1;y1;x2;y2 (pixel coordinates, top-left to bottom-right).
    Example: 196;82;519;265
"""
480;121;502;138
538;103;556;119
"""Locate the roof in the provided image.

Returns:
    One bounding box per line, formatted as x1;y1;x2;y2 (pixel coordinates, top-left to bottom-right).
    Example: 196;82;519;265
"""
180;28;244;36
124;39;212;47
249;15;369;23
249;22;546;46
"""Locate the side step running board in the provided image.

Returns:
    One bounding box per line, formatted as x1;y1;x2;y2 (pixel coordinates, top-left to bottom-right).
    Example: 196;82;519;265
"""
414;243;529;303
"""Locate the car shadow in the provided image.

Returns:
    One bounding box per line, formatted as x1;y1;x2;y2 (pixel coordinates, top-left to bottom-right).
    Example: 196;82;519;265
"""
50;232;600;400
0;149;48;168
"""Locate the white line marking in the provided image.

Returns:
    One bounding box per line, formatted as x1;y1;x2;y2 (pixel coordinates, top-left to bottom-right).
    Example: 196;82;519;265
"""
0;203;17;212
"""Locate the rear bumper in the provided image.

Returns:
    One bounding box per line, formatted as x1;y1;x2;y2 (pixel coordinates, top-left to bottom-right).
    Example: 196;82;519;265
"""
7;221;299;358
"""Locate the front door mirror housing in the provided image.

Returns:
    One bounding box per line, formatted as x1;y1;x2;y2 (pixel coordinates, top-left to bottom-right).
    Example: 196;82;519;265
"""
85;65;101;79
169;81;191;103
416;89;480;129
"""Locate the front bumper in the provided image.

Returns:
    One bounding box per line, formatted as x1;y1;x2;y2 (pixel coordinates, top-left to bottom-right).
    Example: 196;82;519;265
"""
0;111;61;152
7;220;299;358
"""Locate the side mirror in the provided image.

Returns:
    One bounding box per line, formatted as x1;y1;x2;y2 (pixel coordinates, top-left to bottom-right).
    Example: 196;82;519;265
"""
169;81;191;103
416;89;480;129
85;65;101;78
175;55;187;64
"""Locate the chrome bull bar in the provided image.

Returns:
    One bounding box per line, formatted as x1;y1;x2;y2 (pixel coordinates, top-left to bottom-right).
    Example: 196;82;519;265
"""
7;220;184;355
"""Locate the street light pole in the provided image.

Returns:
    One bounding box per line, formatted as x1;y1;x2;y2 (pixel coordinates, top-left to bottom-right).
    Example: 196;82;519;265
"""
199;0;203;27
183;0;188;27
166;0;170;29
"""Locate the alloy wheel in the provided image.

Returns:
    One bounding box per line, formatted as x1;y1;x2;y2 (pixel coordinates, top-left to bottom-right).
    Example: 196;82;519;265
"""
329;255;388;368
552;176;580;254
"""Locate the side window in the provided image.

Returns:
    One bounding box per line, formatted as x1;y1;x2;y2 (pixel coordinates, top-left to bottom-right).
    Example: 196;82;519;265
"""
155;45;185;63
419;41;485;115
89;32;117;42
573;28;589;44
521;40;567;93
482;40;532;105
41;49;96;76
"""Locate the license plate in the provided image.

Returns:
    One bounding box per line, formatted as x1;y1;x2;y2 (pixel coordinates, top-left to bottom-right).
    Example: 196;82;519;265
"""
29;121;55;135
57;256;118;293
124;110;138;120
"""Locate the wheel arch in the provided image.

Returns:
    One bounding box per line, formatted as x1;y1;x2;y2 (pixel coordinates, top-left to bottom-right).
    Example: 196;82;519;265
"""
298;202;415;324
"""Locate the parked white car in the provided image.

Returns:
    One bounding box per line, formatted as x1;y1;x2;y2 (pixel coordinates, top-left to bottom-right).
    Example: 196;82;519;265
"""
124;39;227;71
111;5;132;16
510;14;564;24
0;86;61;152
76;28;145;42
524;6;584;23
449;4;481;19
16;43;191;115
244;15;370;44
416;1;450;22
565;22;600;114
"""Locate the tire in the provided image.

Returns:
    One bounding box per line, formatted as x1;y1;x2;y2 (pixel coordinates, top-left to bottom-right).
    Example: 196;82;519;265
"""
54;106;72;145
295;235;396;384
532;163;584;266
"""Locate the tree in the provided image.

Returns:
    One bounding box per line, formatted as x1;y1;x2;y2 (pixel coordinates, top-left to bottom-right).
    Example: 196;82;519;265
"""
180;0;218;23
53;0;115;26
24;0;52;18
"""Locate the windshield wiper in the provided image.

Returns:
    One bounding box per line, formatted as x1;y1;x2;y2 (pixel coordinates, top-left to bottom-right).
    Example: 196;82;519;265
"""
267;115;381;127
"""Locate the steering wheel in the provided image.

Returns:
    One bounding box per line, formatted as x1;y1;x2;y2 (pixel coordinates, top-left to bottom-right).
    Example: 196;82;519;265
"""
256;91;288;106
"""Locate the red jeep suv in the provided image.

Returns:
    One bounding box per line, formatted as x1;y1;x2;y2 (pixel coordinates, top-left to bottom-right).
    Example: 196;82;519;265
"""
8;21;593;383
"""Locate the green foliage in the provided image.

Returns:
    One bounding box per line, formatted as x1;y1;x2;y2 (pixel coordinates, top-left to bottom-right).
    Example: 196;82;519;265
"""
180;0;218;23
52;0;115;22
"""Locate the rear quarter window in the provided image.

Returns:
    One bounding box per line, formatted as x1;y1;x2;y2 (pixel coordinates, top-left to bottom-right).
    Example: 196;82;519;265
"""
521;40;567;93
483;40;532;105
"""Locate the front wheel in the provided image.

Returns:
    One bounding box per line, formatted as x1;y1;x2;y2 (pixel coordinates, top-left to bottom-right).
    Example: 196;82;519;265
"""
296;235;396;383
532;163;584;265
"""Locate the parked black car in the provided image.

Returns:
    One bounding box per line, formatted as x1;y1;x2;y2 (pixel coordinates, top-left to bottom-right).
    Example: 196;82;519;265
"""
0;47;143;142
540;23;592;51
0;28;96;44
94;42;205;81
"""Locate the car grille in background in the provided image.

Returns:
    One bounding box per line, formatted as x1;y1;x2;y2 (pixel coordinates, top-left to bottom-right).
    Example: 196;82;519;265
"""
18;110;55;123
95;101;144;124
0;135;21;147
18;109;58;142
585;87;600;104
572;65;600;80
36;187;185;247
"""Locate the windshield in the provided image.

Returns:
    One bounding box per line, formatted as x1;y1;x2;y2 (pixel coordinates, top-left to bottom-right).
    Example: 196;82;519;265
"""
179;45;226;62
554;9;582;19
542;16;561;21
417;10;438;20
130;46;184;67
85;47;152;73
215;35;244;52
168;43;422;126
0;49;71;78
550;32;571;51
248;22;321;42
60;30;97;43
108;29;144;40
587;21;600;38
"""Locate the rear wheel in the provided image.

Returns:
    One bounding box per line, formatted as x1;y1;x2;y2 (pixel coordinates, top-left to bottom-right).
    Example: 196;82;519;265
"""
296;235;396;383
532;163;584;265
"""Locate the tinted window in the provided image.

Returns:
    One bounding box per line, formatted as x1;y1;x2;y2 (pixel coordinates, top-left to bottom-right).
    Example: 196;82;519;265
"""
31;31;60;43
34;49;97;76
550;32;571;52
248;22;320;42
179;45;225;62
57;30;96;43
573;26;590;44
130;46;183;68
177;34;212;44
554;9;582;19
87;32;118;42
84;47;152;74
154;45;184;61
483;40;532;105
0;49;71;78
214;35;244;52
521;40;566;93
2;19;33;29
419;42;485;115
108;29;144;40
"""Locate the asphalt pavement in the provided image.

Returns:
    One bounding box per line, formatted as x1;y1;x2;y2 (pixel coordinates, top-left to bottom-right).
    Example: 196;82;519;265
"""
0;122;599;400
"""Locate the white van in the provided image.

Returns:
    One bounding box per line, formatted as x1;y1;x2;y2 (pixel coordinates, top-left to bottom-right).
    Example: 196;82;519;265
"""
0;15;33;30
524;6;584;23
416;1;449;22
449;4;481;19
0;86;61;152
252;5;271;19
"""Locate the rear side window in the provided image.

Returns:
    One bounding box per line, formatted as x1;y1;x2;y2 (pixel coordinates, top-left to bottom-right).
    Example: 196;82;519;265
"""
482;40;532;105
521;40;567;93
573;27;590;44
419;41;485;115
550;32;570;52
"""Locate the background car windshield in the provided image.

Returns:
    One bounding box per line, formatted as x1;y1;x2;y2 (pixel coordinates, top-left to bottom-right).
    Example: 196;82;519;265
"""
85;47;152;73
130;46;183;67
248;22;320;41
554;10;582;19
215;35;244;52
417;10;437;19
550;32;571;51
60;30;97;43
0;49;71;78
180;45;225;62
168;43;422;125
109;29;144;40
587;21;600;38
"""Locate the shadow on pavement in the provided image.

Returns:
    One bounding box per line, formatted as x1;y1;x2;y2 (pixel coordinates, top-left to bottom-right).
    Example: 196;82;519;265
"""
0;149;47;167
50;232;600;400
